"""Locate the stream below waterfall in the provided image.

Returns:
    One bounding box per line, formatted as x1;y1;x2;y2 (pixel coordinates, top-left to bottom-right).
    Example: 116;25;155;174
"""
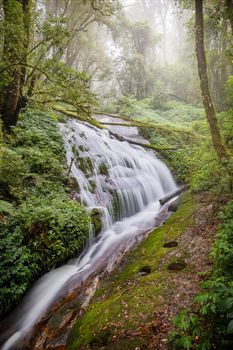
0;116;177;350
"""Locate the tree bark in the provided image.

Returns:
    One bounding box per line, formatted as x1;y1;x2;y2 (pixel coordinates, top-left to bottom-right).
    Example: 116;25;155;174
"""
0;0;31;131
159;186;187;206
195;0;229;164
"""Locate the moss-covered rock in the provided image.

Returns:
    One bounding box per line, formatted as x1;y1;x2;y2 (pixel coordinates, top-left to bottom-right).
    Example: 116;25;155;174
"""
79;145;88;152
111;190;120;221
98;163;109;176
89;180;96;193
68;176;80;193
75;156;94;177
72;144;80;158
90;208;102;236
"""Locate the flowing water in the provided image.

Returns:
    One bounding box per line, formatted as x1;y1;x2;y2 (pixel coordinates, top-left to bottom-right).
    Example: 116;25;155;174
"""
1;118;177;350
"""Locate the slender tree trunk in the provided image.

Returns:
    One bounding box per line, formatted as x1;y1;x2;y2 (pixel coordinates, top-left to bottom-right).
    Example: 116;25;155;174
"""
195;0;229;163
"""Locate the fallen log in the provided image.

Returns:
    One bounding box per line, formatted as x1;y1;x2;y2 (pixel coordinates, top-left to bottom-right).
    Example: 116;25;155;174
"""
109;130;175;152
159;185;187;206
94;112;195;135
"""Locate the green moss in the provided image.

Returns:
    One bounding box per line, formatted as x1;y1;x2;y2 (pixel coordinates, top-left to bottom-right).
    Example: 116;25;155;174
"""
75;155;94;177
72;145;80;158
89;180;96;193
90;208;102;236
67;192;194;350
98;162;109;176
68;176;80;193
111;190;120;221
79;145;88;152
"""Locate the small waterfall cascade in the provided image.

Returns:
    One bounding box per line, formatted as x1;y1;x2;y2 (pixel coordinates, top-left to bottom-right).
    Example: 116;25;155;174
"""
1;119;177;350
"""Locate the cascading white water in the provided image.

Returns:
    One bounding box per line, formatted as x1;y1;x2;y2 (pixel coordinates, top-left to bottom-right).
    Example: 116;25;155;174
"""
1;119;177;350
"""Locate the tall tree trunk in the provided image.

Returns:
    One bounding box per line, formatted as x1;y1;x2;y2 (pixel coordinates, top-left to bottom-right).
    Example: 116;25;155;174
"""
195;0;229;164
219;17;228;111
0;0;31;132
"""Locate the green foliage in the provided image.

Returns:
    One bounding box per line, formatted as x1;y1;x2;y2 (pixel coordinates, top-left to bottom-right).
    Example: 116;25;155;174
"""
0;110;90;318
189;144;231;193
18;196;89;269
0;147;28;200
0;224;35;316
34;59;97;118
170;201;233;349
149;80;168;110
226;76;233;103
218;109;233;150
105;96;204;125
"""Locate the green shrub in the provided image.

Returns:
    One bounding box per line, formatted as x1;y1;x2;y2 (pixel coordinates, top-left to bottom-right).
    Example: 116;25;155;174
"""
0;147;28;200
0;222;35;316
190;145;229;193
17;147;63;177
0;109;90;318
18;196;89;269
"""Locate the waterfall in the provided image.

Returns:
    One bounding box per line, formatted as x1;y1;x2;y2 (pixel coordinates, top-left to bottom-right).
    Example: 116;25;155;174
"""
1;119;177;350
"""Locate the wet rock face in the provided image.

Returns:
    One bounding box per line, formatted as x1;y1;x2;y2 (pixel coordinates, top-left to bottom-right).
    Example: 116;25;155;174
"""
163;241;178;248
167;259;187;271
168;203;178;212
138;266;151;276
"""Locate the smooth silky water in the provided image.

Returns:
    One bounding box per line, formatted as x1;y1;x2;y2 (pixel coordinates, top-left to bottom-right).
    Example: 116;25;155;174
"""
1;118;177;350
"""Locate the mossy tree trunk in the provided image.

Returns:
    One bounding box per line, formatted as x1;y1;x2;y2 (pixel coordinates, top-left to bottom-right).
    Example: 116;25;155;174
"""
195;0;229;164
0;0;32;132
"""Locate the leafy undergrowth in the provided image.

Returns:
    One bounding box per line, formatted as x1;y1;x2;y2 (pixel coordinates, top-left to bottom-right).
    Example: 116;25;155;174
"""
0;110;90;318
170;200;233;349
67;192;215;350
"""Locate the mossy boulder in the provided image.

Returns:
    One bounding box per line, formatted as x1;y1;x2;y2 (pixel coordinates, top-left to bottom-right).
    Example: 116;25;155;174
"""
75;156;94;177
98;163;109;176
90;208;102;236
89;180;96;193
68;176;80;193
111;191;120;221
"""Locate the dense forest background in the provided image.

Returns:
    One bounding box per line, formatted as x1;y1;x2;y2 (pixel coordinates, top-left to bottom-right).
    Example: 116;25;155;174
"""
0;0;233;349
